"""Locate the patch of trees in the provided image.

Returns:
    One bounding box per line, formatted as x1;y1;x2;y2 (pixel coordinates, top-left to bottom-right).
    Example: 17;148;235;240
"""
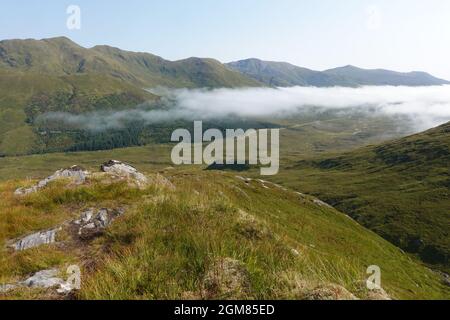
67;126;147;152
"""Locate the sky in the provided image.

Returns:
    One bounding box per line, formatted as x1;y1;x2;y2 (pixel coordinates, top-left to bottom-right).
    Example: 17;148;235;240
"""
1;0;450;79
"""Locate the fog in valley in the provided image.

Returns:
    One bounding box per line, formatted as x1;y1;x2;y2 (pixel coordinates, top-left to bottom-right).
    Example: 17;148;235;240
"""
37;85;450;133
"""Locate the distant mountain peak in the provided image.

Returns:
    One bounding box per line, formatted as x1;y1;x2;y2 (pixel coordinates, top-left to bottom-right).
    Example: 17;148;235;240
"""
228;59;450;87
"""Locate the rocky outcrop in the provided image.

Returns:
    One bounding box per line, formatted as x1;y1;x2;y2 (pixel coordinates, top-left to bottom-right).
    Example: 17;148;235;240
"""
0;269;75;295
7;207;126;252
13;161;153;195
100;160;148;187
9;228;61;251
14;165;89;196
74;207;125;239
22;269;66;289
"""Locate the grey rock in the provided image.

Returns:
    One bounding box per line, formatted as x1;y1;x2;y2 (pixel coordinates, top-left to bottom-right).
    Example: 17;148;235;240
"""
79;223;96;233
1;269;76;295
21;269;65;289
439;272;450;287
101;160;148;186
15;165;89;196
76;208;125;238
73;208;94;225
14;186;38;196
11;228;60;251
97;209;109;227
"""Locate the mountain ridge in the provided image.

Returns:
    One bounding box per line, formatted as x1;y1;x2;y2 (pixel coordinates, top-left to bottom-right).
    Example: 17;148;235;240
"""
2;37;449;88
0;37;262;88
227;58;450;87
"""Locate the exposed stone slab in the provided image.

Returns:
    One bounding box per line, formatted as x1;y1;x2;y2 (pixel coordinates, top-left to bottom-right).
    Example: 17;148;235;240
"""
0;269;76;295
14;165;89;196
10;228;61;251
21;269;65;289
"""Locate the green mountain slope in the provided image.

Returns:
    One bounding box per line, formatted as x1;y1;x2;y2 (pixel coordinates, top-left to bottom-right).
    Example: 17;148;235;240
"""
0;162;448;299
0;37;262;88
0;37;263;156
227;59;450;87
0;68;158;156
227;58;353;87
268;122;450;271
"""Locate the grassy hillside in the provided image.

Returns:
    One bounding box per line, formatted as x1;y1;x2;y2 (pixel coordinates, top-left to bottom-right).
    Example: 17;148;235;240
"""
0;165;448;300
0;37;262;88
0;68;158;156
0;37;263;156
265;122;450;272
227;59;450;87
227;59;353;87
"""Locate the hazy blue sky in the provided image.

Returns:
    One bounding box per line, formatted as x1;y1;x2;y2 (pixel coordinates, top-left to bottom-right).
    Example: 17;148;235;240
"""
1;0;450;79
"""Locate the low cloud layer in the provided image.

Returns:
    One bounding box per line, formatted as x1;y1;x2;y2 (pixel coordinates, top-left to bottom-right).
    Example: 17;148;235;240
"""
38;85;450;132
